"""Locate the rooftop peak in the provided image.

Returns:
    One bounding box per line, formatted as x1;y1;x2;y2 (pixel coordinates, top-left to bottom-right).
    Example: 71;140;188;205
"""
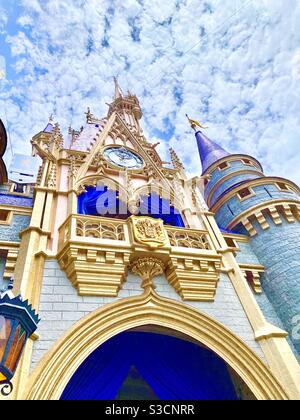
114;76;124;99
195;130;229;174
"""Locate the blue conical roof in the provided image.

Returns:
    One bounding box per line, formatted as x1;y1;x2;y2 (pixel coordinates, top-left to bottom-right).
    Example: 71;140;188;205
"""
196;130;229;173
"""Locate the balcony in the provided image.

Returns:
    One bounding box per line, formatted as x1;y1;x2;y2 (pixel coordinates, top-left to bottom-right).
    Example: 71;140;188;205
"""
58;215;222;301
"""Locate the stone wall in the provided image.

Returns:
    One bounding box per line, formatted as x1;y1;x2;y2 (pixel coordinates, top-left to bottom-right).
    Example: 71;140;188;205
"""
234;238;261;266
205;160;262;200
215;184;299;228
31;259;266;370
210;173;260;207
250;217;300;357
0;214;31;242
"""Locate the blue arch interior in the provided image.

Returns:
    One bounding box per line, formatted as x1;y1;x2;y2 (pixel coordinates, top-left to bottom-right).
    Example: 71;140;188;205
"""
78;186;185;227
61;331;238;400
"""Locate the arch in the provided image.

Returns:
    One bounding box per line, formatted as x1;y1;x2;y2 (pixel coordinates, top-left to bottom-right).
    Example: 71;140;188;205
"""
61;330;243;400
136;183;179;208
76;174;128;197
24;290;288;400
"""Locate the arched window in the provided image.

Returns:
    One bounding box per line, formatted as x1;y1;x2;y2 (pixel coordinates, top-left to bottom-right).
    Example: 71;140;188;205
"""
78;187;185;228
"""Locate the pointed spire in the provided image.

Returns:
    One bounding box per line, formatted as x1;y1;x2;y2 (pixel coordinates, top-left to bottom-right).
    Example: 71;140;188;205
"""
85;107;94;123
114;76;124;99
195;130;229;174
52;122;64;148
43;114;54;133
169;147;185;170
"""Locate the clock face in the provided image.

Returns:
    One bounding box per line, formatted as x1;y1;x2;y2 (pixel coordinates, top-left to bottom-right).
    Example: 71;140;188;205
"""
104;147;144;169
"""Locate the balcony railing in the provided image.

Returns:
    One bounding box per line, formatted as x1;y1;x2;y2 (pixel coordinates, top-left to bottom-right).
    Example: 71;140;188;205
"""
57;215;221;301
166;226;212;250
76;218;126;241
58;214;129;250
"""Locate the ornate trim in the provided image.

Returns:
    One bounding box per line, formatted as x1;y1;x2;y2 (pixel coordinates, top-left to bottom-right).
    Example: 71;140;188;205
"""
130;216;168;249
227;200;300;234
58;216;130;296
166;254;221;301
239;264;265;294
57;215;222;301
130;257;165;290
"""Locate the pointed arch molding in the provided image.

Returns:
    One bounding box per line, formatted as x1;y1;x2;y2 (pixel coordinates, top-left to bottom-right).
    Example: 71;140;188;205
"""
24;291;288;400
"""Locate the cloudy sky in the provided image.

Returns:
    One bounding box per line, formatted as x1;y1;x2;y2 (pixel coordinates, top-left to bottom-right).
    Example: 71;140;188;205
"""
0;0;300;183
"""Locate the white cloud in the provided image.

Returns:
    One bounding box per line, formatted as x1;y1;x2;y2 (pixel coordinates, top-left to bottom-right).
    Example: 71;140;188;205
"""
0;0;300;184
0;56;5;79
0;6;8;33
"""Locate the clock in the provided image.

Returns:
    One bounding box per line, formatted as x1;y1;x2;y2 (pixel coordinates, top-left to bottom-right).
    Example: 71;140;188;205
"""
104;147;144;169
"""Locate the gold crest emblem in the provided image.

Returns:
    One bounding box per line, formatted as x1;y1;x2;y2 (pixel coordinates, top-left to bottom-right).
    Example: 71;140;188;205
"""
130;216;168;249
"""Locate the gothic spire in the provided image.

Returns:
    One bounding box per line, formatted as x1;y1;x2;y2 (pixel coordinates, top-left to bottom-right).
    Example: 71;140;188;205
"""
169;147;185;170
114;76;124;99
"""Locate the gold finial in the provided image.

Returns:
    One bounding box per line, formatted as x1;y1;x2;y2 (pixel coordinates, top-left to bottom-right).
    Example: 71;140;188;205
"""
85;107;93;123
186;114;208;131
49;114;54;123
114;76;124;99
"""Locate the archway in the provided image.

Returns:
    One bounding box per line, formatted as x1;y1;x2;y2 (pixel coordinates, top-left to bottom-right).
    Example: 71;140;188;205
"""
61;329;253;400
24;290;288;400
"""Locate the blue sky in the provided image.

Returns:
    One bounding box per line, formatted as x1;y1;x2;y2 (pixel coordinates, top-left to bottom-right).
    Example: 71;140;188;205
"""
0;0;300;183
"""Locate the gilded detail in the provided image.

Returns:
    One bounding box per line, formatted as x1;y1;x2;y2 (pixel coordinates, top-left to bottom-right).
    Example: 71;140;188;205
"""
76;218;125;241
131;216;168;248
167;227;211;250
130;257;165;290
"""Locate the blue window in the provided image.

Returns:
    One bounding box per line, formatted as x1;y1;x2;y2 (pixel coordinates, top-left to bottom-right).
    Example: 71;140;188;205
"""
78;187;185;228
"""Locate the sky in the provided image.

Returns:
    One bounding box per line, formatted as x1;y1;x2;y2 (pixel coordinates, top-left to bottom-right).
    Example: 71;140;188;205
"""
0;0;300;183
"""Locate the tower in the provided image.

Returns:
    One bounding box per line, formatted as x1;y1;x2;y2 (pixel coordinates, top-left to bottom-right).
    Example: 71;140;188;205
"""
0;82;300;400
195;128;300;356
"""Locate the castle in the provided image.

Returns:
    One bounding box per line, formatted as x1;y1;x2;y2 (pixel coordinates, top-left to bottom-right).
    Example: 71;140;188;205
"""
0;80;300;400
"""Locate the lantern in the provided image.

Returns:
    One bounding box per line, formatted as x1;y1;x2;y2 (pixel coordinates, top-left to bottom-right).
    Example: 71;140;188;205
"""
0;281;39;396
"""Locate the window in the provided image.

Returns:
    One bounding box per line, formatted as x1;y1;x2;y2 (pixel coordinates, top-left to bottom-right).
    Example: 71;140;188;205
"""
238;187;252;200
78;186;185;228
9;183;30;195
242;159;253;166
224;237;236;248
0;210;10;223
218;162;229;171
13;183;26;194
276;182;290;192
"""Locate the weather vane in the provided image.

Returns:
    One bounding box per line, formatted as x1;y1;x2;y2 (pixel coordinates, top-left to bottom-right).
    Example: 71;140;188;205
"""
186;114;208;131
